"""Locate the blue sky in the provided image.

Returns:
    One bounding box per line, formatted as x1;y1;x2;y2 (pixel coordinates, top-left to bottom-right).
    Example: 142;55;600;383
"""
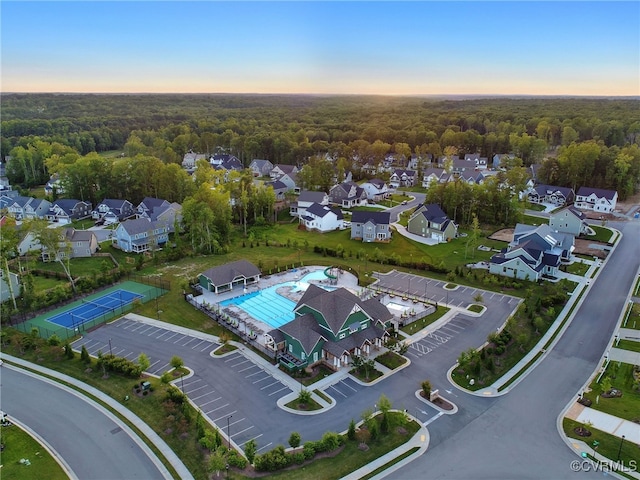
1;1;638;95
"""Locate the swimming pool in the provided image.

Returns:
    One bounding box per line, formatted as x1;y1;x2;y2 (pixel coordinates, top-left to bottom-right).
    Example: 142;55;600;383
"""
219;270;333;329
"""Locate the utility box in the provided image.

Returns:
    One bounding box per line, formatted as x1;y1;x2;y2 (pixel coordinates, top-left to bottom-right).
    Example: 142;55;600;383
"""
142;381;151;391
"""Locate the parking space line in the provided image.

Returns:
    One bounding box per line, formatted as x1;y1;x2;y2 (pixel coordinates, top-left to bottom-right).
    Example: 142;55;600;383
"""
199;397;222;407
193;391;216;401
206;404;230;415
138;326;154;334
200;343;214;352
173;335;186;344
268;386;289;396
113;348;126;356
260;381;279;390
213;410;237;423
240;434;263;447
256;442;272;453
148;359;161;370
121;322;136;330
187;385;209;395
230;359;251;368
252;376;272;384
191;339;205;349
151;363;169;375
238;364;259;373
122;351;137;360
232;425;254;437
245;370;264;378
183;378;201;388
145;327;161;336
155;330;170;339
224;355;241;363
329;385;347;398
341;380;358;393
164;332;178;341
130;324;146;332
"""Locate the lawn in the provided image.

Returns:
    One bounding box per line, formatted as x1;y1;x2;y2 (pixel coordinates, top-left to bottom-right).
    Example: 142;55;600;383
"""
0;423;68;480
70;218;97;230
586;225;614;243
564;261;590;276
375;351;408;370
615;340;640;353
284;396;323;411
624;303;640;330
563;418;640;468
467;304;484;313
258;412;419;480
30;274;67;292
27;255;117;278
400;306;450;334
581;363;640;422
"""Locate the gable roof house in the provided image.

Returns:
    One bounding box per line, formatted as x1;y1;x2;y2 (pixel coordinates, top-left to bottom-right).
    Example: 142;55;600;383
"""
299;203;344;232
265;180;288;201
5;196;51;220
147;202;183;232
182;152;208;171
44;173;65;196
329;182;367;208
112;218;169;253
248;159;274;177
290;191;329;218
265;284;393;371
464;153;488;170
42;228;99;262
548;206;591;237
270;164;299;180
527;185;575;206
351;211;391;243
0;269;21;303
388;169;417;188
489;224;575;281
92;199;135;225
198;260;261;294
575;187;618;213
210;154;243;172
493;153;516;169
46;199;92;224
421;167;450;188
360;179;390;201
407;203;458;242
136;197;171;218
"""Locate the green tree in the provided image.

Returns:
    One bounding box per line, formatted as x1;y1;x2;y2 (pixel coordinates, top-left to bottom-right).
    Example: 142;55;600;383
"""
170;355;184;369
64;343;75;359
288;431;301;449
28;218;76;292
244;438;257;465
347;419;357;441
138;353;150;372
80;345;91;364
421;380;432;399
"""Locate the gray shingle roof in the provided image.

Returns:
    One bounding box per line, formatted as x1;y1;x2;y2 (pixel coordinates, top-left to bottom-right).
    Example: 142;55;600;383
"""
577;186;617;200
298;191;327;203
278;313;327;354
120;218;156;235
351;211;390;225
200;260;261;287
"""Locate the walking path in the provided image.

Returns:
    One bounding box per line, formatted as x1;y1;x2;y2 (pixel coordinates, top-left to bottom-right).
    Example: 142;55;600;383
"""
608;347;640;365
565;403;640;443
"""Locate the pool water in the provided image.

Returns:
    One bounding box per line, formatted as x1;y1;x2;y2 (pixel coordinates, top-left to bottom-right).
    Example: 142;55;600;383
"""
219;270;333;328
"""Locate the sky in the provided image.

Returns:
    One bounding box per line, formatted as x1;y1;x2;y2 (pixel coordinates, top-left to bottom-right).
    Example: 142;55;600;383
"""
1;1;638;96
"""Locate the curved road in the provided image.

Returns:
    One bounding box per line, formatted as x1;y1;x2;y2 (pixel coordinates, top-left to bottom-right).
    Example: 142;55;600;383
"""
390;220;640;479
1;366;171;480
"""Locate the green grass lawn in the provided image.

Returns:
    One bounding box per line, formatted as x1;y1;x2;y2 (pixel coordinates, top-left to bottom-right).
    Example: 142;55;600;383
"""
375;351;407;370
0;423;69;480
284;397;323;411
564;261;590;276
257;413;419;480
400;306;450;334
70;218;97;230
525;203;546;211
616;340;640;353
30;274;67;291
585;225;614;243
27;256;117;278
581;363;640;422
563;418;640;468
467;304;484;313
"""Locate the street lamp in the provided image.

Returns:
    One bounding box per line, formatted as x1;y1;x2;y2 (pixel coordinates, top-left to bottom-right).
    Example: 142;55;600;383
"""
617;435;625;461
108;338;113;356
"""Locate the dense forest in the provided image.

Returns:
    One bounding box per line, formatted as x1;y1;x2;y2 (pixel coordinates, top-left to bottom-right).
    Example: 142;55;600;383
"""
2;94;640;201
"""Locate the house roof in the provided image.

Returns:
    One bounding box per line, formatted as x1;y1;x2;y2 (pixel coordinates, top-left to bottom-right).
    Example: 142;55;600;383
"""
417;204;448;223
149;203;181;222
52;199;89;214
298;191;327;203
391;169;416;177
278;313;327;354
294;284;392;336
139;197;169;211
306;202;342;219
552;206;586;221
273;164;297;174
200;260;261;287
250;159;273;169
119;218;156;236
99;198;131;210
576;186;617;200
366;178;386;189
351;210;390;225
531;184;575;199
266;180;288;191
64;228;96;243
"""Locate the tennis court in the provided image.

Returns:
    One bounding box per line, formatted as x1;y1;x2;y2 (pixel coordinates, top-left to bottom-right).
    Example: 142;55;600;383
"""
47;289;144;329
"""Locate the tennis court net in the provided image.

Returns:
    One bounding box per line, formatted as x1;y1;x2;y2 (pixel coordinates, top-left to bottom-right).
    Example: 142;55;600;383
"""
82;297;114;311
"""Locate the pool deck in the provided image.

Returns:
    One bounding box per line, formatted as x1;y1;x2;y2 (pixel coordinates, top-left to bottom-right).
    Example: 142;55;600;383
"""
194;266;361;337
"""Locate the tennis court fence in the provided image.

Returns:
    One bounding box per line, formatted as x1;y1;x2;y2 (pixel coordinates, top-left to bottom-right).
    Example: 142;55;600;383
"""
14;285;164;341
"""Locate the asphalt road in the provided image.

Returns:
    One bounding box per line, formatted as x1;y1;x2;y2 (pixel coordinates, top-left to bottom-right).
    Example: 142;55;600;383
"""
390;220;640;479
1;365;170;480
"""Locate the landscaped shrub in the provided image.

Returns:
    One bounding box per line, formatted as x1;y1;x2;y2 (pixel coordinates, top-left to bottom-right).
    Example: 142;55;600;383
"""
254;445;291;472
320;431;342;451
347;419;356;441
302;441;315;460
228;449;248;469
97;354;142;378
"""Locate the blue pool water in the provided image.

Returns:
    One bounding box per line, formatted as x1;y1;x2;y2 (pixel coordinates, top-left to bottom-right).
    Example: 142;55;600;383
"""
219;270;334;328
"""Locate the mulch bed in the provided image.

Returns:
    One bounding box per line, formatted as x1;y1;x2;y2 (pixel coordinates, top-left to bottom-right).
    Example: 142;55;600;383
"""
236;445;346;478
419;391;454;410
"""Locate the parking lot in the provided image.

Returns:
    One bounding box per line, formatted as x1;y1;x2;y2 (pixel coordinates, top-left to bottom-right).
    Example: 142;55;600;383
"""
407;316;476;358
72;316;293;452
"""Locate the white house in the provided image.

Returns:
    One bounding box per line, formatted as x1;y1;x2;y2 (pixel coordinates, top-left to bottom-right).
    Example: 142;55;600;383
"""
290;191;329;218
575;187;618;213
0;270;21;303
548;206;591;237
360;179;390;201
299;203;344;232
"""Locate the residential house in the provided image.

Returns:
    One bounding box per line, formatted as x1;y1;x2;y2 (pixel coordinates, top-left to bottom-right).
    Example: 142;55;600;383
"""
299;203;344;232
407;204;458;242
290;191;329;218
575;187;618;213
0;161;11;191
489;224;574;281
182;152;207;170
527;185;575;206
265;180;288;201
0;269;21;303
42;228;99;261
351;211;391;242
548;206;591;236
198;259;261;294
4;196;51;220
44;173;65;196
147;202;183;232
464;153;489;170
493;153;515;169
112;218;169;253
248;159;274;177
388;169;417;188
329;182;367;208
265;284;392;371
421;167;450;188
46;199;92;224
92;199;135;225
210;154;243;172
136;197;171;218
360;179;390;202
270;164;299;180
276;172;300;193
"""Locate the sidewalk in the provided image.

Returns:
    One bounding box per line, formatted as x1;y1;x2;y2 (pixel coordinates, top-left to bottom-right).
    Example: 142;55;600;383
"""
566;403;640;444
1;354;193;480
